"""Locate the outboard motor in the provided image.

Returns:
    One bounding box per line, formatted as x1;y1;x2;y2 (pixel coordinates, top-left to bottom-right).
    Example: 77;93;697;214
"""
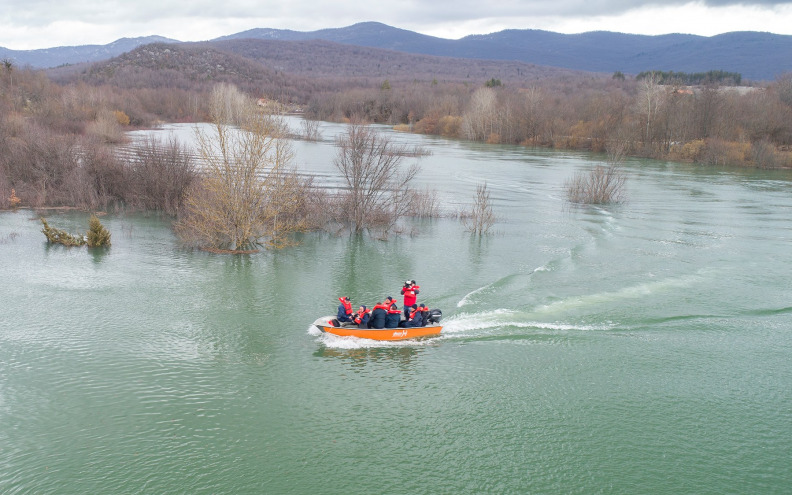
427;309;442;324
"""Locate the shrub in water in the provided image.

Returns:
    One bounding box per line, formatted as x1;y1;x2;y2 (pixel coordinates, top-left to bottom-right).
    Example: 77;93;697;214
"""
41;218;86;246
86;214;111;248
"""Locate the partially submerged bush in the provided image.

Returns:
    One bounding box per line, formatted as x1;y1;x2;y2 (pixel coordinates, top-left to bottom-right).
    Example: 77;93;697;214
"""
175;84;308;252
86;214;111;247
41;215;111;247
126;136;196;214
41;217;86;246
566;164;627;205
461;182;496;235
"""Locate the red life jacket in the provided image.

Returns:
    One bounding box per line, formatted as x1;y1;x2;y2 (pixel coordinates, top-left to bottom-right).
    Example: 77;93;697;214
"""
387;303;401;314
408;308;420;320
338;297;352;315
401;285;420;307
353;307;370;324
373;302;389;311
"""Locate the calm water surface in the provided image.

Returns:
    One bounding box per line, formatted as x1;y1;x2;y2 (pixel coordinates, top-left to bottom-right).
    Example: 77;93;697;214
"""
2;120;791;494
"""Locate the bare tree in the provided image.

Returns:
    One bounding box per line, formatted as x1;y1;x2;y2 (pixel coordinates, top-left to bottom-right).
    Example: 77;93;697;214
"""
462;182;496;235
565;164;627;205
638;73;666;144
175;84;310;252
126;135;196;214
566;138;628;205
300;118;322;141
775;72;792;107
259;137;311;248
332;121;421;234
461;87;498;141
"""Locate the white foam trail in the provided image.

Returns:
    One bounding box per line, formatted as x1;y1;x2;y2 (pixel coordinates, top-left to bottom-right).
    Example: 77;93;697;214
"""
457;265;549;308
443;309;518;332
535;272;705;315
457;283;492;307
442;310;613;335
311;330;435;349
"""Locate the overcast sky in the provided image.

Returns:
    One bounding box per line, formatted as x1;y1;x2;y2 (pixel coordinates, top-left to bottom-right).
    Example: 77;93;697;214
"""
2;0;792;50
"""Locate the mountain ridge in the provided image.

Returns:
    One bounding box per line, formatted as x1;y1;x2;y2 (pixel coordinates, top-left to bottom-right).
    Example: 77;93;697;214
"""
3;22;790;80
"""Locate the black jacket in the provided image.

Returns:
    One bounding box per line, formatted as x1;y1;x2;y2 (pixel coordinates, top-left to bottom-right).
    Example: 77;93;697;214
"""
385;306;401;328
370;308;387;329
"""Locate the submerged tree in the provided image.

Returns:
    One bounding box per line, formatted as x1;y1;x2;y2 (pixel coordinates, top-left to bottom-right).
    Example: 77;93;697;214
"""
299;118;322;141
332;121;421;234
41;217;86;246
86;214;111;247
462;182;496;235
565;164;627;205
175;84;310;252
566;138;629;205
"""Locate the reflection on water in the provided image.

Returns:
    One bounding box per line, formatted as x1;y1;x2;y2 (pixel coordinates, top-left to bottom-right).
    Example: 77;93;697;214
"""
314;345;424;371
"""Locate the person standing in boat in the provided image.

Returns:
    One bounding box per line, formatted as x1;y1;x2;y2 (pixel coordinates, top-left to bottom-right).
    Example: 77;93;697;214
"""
384;296;401;328
333;296;354;326
369;301;388;329
401;280;420;319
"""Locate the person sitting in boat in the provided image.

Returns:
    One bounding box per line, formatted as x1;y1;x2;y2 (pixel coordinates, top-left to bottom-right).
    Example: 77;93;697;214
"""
352;305;371;329
333;296;354;326
400;304;424;328
418;303;431;324
384;296;402;328
401;280;420;319
369;302;389;329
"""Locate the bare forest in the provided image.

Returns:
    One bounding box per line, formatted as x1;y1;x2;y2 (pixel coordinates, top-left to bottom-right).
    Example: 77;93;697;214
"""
2;41;792;220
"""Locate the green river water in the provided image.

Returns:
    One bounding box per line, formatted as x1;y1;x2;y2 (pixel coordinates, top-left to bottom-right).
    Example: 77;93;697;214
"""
2;120;791;494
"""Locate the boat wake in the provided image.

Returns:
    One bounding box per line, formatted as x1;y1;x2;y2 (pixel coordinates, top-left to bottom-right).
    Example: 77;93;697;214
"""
457;265;552;308
440;309;614;337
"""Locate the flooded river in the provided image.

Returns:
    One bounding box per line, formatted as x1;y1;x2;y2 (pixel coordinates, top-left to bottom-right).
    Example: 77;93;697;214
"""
2;119;791;493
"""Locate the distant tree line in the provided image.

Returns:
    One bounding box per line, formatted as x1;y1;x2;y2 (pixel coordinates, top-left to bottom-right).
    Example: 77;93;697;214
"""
636;70;742;86
307;73;791;169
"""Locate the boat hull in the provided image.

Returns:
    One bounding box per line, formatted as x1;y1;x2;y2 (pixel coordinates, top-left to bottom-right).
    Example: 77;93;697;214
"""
316;323;442;341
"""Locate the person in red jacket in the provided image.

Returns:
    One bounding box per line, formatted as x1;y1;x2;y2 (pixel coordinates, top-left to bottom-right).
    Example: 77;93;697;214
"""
401;280;420;319
400;304;424;328
330;296;353;326
352;305;371;329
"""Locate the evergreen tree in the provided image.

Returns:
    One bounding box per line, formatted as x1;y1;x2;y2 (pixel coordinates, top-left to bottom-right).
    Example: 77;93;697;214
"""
86;215;111;248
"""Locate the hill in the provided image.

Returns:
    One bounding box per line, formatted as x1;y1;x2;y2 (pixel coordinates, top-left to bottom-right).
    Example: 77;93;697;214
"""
8;22;792;81
0;36;178;68
208;38;588;82
215;22;792;81
48;39;595;106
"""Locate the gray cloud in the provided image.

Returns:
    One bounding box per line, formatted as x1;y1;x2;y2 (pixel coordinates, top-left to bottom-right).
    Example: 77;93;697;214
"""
5;0;792;27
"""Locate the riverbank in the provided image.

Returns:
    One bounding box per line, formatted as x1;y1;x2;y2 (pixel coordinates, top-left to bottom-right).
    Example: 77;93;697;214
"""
392;123;792;170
